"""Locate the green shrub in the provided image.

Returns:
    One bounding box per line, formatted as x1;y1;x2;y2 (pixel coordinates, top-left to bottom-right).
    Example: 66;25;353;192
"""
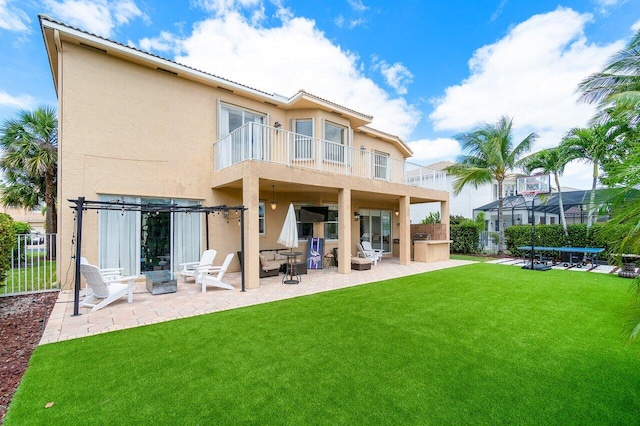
451;220;480;254
0;213;16;282
506;223;613;259
12;221;31;266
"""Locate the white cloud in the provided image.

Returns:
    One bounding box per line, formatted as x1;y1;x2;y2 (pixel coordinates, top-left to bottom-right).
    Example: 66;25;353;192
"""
374;60;413;95
0;91;35;109
347;0;368;13
430;7;622;143
43;0;147;38
167;10;419;138
139;31;180;52
407;138;460;163
632;18;640;32
428;7;627;189
0;0;30;32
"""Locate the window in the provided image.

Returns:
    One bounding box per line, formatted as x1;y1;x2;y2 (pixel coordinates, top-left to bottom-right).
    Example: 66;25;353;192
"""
295;204;314;240
294;119;313;159
258;202;266;235
219;103;266;163
324;121;347;163
374;152;390;180
324;205;338;240
505;183;516;197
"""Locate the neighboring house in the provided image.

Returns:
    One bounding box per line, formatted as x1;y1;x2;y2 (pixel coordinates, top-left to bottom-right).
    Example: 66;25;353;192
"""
410;160;518;223
39;15;450;290
0;205;46;234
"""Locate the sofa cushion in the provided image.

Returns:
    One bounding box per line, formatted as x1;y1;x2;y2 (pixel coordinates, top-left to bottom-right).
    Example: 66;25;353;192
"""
259;254;268;267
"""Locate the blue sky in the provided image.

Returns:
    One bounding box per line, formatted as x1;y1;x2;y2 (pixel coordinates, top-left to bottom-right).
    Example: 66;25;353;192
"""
1;0;639;189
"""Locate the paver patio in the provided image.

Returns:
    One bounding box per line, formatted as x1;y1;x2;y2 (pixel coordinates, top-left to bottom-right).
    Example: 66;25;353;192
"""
41;258;472;344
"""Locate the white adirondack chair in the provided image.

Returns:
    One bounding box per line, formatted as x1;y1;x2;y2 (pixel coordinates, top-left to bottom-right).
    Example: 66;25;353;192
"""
199;253;235;293
361;241;383;263
179;249;217;283
80;263;138;312
357;242;381;265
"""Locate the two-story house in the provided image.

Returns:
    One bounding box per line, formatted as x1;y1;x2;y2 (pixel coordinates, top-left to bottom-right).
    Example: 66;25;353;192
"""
40;15;450;289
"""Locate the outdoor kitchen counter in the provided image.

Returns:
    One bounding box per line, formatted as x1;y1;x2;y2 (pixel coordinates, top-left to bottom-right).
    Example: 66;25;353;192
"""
413;240;452;263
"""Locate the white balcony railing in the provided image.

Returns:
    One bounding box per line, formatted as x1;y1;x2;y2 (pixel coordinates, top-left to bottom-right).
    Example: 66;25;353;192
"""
213;123;446;191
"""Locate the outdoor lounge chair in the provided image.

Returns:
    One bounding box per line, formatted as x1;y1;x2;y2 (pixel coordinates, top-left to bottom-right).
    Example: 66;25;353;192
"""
179;249;217;283
199;253;235;293
80;263;138;312
80;256;124;280
361;241;383;263
357;242;381;265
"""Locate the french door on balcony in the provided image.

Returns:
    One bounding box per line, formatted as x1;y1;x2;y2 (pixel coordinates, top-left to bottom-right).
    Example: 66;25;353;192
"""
220;104;266;163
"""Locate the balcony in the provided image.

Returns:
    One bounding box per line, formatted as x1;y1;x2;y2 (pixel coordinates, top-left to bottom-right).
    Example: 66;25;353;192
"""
213;123;446;191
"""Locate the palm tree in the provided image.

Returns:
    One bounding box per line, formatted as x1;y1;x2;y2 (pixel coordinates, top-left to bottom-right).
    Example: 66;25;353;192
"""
518;146;574;236
446;116;536;254
561;123;620;228
578;30;640;121
0;106;58;235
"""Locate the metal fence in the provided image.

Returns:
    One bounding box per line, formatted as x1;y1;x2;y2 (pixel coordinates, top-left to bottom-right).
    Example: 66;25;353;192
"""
1;234;58;296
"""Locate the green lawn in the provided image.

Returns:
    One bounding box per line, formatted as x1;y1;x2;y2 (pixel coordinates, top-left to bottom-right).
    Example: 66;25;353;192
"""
6;264;640;424
1;260;57;295
450;254;493;262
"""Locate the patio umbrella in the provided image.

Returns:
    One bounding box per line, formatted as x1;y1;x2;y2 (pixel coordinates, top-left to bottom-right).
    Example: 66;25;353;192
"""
277;203;298;250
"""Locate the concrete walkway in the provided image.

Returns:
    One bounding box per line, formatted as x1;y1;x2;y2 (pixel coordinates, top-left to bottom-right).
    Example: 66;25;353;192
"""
41;258;472;345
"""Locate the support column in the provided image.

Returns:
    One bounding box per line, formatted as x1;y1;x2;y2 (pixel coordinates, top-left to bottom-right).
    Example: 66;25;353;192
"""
243;176;260;289
399;196;411;265
441;197;450;241
338;188;352;275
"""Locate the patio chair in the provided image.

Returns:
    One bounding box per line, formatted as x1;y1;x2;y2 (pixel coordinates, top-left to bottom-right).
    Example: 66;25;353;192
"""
80;263;138;312
199;253;235;293
361;241;383;263
357;242;381;265
80;257;124;280
179;249;217;283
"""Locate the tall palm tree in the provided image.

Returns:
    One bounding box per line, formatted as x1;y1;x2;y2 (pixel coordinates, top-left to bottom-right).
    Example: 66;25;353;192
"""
561;123;620;228
0;106;58;234
578;29;640;121
518;146;574;236
446;116;536;254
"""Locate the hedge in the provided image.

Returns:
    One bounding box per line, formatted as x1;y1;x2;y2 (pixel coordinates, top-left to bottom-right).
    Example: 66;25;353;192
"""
0;213;16;282
450;222;480;254
505;223;620;260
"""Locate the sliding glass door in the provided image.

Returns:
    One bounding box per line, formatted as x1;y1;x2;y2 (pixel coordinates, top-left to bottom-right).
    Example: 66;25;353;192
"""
99;195;201;275
359;209;392;253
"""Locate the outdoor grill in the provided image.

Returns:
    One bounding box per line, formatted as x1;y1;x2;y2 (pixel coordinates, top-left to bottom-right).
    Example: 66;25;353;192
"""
411;233;431;259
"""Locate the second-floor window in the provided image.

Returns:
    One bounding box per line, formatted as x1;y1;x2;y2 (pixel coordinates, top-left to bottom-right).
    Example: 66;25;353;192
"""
294;119;313;160
324;121;347;163
219;103;266;163
374;152;390;180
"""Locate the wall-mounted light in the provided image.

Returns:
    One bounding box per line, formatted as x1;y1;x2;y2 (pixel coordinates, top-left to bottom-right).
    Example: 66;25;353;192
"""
394;209;399;217
354;211;360;221
360;145;366;151
270;185;277;211
274;121;281;134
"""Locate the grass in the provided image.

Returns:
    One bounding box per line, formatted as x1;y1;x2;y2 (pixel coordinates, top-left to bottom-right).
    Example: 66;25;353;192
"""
6;263;640;424
450;254;493;262
0;260;57;295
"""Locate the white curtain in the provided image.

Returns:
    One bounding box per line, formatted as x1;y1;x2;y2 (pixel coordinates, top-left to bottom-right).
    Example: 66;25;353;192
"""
172;199;202;273
99;195;139;276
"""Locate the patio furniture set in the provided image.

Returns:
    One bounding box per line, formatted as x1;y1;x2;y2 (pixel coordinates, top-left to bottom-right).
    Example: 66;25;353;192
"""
78;250;235;312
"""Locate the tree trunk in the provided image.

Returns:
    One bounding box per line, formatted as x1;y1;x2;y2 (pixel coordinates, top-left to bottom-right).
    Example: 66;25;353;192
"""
497;180;504;255
587;162;598;228
555;172;568;237
44;167;57;260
